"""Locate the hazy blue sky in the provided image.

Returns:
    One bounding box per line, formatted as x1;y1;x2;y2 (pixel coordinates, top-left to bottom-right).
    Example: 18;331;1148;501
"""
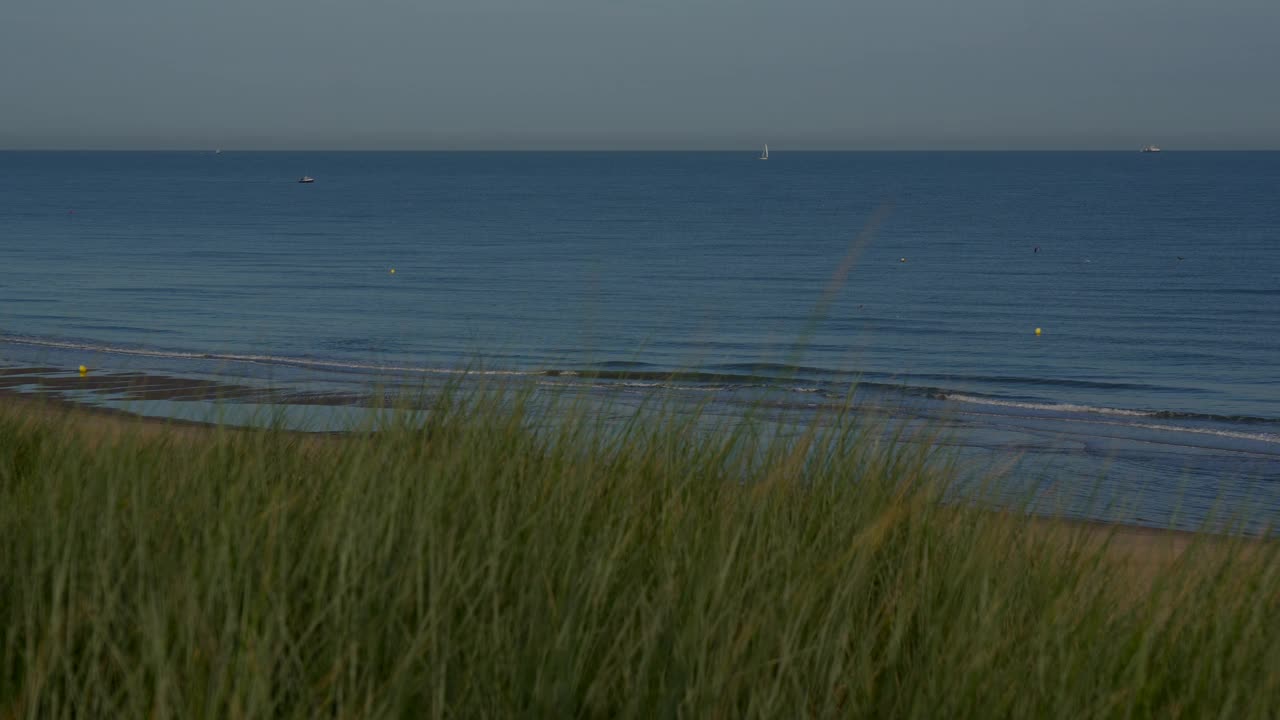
2;0;1278;149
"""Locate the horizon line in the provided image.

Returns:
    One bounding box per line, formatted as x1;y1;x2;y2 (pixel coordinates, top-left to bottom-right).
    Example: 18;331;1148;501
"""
4;147;1280;153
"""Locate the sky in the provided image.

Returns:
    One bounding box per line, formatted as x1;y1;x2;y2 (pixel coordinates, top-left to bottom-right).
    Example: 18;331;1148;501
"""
2;0;1278;150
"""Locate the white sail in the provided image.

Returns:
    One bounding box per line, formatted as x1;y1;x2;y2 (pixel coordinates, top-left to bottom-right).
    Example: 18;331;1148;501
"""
760;144;769;160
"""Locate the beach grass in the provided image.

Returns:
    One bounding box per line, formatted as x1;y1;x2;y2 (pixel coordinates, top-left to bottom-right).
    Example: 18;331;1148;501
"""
1;389;1278;718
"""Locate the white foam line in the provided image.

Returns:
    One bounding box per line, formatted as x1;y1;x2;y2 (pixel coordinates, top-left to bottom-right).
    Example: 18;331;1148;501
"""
1123;421;1280;445
949;401;1280;445
946;394;1152;417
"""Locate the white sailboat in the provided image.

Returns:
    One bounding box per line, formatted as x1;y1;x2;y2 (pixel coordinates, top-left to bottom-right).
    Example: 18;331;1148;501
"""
759;144;769;160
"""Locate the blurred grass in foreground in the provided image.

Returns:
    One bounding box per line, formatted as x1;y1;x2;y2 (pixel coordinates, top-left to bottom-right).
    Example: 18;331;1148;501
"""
1;388;1278;718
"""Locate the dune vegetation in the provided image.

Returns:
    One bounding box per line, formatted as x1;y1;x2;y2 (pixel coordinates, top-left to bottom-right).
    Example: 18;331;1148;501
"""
1;388;1277;718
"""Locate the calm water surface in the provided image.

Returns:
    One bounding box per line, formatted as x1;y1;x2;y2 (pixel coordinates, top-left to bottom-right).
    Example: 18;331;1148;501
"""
2;151;1278;529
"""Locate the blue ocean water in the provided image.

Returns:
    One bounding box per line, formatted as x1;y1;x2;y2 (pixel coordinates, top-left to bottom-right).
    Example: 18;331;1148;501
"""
2;151;1278;529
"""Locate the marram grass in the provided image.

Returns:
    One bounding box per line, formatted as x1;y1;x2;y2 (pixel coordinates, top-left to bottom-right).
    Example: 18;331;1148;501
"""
1;390;1278;718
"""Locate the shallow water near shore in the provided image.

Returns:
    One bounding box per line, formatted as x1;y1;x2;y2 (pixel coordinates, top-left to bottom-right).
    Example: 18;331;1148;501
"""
2;151;1278;529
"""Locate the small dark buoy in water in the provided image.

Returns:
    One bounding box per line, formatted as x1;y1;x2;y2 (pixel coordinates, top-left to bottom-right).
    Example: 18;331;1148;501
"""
1177;256;1185;261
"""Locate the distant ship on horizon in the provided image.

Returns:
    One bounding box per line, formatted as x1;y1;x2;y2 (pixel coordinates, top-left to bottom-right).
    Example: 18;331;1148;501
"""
1141;145;1162;153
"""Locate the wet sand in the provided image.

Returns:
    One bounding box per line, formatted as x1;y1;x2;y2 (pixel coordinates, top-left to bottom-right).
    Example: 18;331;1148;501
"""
0;365;373;442
0;364;368;406
0;379;262;444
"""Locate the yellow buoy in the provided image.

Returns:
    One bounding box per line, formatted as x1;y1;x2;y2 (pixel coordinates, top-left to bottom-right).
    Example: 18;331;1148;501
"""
389;268;396;274
78;365;88;375
1034;328;1042;336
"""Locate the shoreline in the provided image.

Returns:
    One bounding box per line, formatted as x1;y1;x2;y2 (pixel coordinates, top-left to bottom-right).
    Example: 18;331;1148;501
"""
1;384;1247;575
0;364;369;407
1;382;233;434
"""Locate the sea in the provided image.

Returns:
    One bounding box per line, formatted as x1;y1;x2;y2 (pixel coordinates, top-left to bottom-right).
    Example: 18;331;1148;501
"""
2;151;1278;531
